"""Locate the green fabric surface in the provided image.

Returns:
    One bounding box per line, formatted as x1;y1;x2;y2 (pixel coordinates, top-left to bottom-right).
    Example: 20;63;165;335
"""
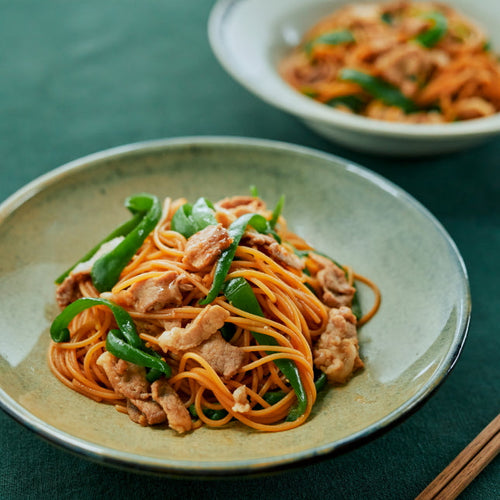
0;1;498;498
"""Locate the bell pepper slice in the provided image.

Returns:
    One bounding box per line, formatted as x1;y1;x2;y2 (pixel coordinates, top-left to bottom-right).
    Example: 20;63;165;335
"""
223;277;308;421
339;68;418;114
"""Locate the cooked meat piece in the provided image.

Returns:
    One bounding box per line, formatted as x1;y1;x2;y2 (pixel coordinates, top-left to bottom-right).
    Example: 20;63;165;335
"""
151;379;192;433
191;332;245;378
217;196;266;217
112;271;185;312
454;97;496;120
56;273;87;308
313;306;363;384
232;385;251;413
182;224;232;270
374;44;449;97
96;352;150;399
158;305;230;352
55;237;124;308
242;232;304;271
309;253;355;307
127;398;167;426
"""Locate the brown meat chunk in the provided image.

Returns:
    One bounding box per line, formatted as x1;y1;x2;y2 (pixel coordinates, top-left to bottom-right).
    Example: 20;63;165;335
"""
374;44;449;97
309;253;355;307
112;271;185;312
217;196;266;217
55;273;87;308
151;379;192;433
231;385;251;413
191;332;245;378
127;398;167;426
158;305;230;352
96;352;150;399
242;232;304;271
55;237;125;308
182;224;232;270
313;306;363;384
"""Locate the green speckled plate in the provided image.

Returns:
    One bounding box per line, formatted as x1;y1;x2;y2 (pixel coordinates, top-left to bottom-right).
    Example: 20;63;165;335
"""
0;137;470;476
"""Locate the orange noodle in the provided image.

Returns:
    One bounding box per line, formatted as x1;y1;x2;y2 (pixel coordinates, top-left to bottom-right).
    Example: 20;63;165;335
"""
50;193;380;433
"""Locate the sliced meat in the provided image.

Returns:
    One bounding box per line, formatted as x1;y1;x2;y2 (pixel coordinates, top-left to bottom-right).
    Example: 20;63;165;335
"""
182;224;232;270
313;306;363;384
158;305;230;352
217;195;266;217
232;385;251;413
453;97;496;120
112;271;186;312
55;237;125;308
96;352;150;399
374;44;449;97
56;273;87;308
127;398;167;426
309;253;355;307
191;332;245;378
242;232;304;271
151;379;192;433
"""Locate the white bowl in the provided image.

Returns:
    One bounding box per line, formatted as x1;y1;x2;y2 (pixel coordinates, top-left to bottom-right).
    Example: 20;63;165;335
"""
208;0;500;155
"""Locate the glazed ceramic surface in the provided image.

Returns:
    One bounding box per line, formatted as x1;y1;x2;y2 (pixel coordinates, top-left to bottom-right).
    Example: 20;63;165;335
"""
0;137;470;475
208;0;500;155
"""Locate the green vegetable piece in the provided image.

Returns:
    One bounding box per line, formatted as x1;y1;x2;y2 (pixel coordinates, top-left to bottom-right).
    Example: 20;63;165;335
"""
269;194;285;230
339;68;418;114
106;330;171;377
381;12;393;25
91;194;162;293
55;214;144;285
171;203;195;237
223;277;308;421
188;405;228;421
249;185;259;197
171;198;217;238
199;213;269;305
326;94;366;113
415;12;448;48
305;29;355;55
50;297;142;347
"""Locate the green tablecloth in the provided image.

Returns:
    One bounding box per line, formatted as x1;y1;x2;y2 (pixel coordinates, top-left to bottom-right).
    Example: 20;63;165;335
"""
0;1;498;498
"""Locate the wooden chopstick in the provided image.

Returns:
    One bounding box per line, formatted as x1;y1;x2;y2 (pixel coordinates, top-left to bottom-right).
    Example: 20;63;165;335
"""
416;413;500;500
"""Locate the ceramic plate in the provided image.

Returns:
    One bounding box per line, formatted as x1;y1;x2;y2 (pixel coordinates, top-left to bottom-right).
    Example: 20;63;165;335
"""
208;0;500;155
0;137;470;476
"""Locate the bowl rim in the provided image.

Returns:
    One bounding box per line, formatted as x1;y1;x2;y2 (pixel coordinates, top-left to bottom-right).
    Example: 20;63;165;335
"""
208;0;500;140
0;136;471;476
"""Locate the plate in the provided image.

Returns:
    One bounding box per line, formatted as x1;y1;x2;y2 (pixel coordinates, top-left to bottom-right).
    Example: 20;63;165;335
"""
0;137;470;475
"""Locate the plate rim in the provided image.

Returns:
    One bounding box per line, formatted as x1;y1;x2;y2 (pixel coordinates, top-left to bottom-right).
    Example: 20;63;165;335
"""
0;136;471;476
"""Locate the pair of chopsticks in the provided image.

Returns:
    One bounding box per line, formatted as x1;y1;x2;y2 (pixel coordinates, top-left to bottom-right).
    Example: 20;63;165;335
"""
416;412;500;499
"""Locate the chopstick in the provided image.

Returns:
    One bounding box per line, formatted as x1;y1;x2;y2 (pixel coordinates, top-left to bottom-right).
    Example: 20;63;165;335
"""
416;413;500;500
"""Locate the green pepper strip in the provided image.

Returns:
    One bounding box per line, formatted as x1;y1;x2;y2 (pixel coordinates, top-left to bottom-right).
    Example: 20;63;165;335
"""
91;194;162;292
188;404;228;421
263;371;327;406
223;277;308;421
199;213;269;305
55;214;143;285
415;12;448;48
269;194;285;230
50;297;142;346
171;197;217;239
339;68;418;114
106;329;171;378
305;29;355;55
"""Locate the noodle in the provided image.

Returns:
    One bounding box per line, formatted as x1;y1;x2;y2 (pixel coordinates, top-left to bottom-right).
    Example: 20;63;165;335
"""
280;0;500;123
50;193;381;433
